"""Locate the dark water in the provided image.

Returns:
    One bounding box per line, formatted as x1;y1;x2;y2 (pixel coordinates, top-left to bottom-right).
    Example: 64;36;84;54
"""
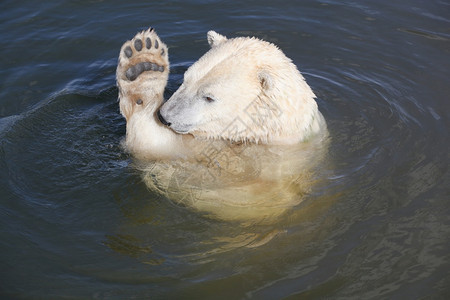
1;0;449;299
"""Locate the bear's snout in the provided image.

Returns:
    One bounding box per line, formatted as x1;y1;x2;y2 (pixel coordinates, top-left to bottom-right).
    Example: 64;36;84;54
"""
157;110;171;127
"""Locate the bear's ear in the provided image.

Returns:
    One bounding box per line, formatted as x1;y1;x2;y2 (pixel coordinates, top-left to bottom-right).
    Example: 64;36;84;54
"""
207;31;227;48
258;70;274;91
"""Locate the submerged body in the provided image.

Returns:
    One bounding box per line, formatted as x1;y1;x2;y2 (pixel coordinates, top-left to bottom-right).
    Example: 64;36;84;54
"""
116;28;327;220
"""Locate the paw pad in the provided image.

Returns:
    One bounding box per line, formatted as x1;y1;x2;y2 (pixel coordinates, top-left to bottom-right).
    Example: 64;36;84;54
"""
125;62;164;81
134;39;143;51
124;46;133;58
120;28;168;82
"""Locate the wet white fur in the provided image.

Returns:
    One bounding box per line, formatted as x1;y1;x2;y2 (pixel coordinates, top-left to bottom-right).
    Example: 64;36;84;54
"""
159;31;326;146
118;29;326;158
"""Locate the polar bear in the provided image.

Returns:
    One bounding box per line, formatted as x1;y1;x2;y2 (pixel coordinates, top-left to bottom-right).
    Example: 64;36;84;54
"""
116;28;327;221
117;28;326;158
158;30;325;145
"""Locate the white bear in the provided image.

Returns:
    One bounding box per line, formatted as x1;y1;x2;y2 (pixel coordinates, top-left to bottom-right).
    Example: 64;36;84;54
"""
158;30;326;145
116;28;328;221
117;28;326;158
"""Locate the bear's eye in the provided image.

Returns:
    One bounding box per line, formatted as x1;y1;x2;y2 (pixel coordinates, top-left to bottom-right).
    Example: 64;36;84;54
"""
136;99;143;105
205;96;215;103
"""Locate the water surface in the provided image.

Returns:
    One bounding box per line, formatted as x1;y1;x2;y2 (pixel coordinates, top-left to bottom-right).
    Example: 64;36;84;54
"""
0;0;449;299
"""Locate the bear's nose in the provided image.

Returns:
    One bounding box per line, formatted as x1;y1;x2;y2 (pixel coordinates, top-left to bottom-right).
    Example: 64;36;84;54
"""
157;110;171;126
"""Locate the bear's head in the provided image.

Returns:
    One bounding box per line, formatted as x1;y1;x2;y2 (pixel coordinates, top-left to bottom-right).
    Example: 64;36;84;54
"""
158;31;322;144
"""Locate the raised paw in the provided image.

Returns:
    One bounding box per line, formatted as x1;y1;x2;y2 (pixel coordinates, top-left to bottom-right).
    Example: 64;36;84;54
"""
117;28;170;121
117;27;169;83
